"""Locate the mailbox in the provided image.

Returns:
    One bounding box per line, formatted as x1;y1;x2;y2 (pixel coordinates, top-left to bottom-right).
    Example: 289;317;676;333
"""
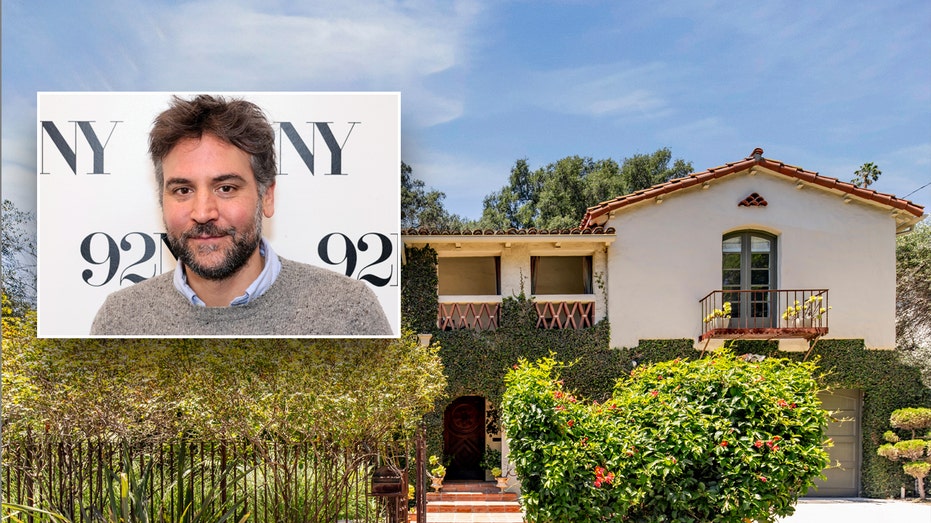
371;466;406;497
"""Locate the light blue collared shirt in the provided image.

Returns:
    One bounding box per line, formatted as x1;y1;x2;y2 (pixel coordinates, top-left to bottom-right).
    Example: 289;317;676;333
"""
173;238;282;307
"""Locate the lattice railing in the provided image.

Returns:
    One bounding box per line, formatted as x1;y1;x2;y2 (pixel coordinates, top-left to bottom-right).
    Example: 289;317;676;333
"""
535;301;595;329
437;302;500;331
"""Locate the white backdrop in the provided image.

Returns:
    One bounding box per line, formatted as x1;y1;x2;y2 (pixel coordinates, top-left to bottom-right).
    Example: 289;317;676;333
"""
37;92;400;338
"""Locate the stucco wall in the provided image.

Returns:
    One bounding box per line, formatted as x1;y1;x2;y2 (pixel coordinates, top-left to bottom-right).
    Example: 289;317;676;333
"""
606;169;898;349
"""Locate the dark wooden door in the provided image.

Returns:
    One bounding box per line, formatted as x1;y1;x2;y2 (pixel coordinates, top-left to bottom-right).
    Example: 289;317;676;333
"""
443;396;485;480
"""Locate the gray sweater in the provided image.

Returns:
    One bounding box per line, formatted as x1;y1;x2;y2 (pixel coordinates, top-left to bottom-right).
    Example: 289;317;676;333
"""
90;258;392;336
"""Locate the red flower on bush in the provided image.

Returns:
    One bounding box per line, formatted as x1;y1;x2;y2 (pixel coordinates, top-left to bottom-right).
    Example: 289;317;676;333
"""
764;437;781;452
567;419;574;427
650;390;658;398
759;476;768;483
594;466;615;488
777;399;789;408
754;440;764;448
720;441;728;447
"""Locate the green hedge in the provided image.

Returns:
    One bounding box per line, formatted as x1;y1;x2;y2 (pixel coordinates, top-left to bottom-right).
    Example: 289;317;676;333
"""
620;340;931;498
503;353;829;522
401;246;931;497
401;246;439;333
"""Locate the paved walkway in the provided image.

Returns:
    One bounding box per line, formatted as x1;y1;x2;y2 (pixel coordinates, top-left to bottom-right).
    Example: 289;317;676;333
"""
778;499;930;522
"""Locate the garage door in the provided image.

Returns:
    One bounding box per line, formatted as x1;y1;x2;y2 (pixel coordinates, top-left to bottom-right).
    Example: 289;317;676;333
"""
806;389;861;497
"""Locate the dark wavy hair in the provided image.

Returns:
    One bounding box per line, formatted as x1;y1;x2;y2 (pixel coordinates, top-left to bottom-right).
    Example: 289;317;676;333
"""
149;95;276;203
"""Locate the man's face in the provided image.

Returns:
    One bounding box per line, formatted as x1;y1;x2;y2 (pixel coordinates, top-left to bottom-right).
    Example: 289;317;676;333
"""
161;133;275;281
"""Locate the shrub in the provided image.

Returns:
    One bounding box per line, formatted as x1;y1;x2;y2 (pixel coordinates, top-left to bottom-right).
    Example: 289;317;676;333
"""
890;407;931;439
502;351;829;523
894;439;928;461
877;406;931;499
877;443;900;461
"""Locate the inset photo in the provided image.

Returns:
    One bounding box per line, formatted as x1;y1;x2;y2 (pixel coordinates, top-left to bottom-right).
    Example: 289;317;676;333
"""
37;92;400;338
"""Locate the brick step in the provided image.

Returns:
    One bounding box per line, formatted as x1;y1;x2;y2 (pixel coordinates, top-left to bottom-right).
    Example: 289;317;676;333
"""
433;480;501;493
410;513;524;523
415;514;524;523
415;480;525;523
427;500;522;514
427;492;518;502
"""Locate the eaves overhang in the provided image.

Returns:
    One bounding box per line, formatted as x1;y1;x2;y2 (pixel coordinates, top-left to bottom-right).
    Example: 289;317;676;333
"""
401;226;617;249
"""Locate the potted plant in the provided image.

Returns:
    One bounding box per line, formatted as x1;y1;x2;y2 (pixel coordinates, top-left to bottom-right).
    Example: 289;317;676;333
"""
428;455;446;491
703;301;731;330
782;295;830;327
491;466;514;493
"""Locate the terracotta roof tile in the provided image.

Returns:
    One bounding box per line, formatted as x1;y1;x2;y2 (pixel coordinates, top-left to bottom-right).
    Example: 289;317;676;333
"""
580;148;925;228
401;226;616;236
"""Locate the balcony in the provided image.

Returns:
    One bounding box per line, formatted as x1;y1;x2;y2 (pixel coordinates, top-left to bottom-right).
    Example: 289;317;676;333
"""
437;295;596;331
700;289;829;341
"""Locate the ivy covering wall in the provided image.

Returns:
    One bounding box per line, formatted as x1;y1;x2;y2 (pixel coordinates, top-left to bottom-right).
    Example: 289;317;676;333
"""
401;246;931;498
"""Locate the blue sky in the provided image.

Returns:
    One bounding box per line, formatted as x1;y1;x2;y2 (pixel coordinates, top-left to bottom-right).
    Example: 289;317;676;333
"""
3;1;930;221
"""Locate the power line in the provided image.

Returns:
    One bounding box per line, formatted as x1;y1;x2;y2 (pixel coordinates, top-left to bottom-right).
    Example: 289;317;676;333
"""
903;180;931;199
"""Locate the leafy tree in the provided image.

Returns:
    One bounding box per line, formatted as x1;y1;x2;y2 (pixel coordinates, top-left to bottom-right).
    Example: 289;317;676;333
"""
479;148;691;230
1;199;37;314
619;147;693;194
401;162;473;230
851;162;882;188
479;158;544;229
897;221;931;386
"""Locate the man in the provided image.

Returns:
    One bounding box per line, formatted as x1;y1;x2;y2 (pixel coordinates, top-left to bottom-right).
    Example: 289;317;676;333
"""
91;95;392;336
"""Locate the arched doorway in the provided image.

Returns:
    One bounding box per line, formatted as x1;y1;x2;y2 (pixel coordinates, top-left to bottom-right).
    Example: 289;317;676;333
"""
443;396;485;480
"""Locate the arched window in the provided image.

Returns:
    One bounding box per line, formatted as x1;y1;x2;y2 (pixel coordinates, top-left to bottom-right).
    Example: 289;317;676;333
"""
722;231;777;327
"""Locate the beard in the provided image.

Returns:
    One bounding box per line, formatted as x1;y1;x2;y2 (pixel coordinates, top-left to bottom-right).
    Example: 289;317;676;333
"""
167;205;263;281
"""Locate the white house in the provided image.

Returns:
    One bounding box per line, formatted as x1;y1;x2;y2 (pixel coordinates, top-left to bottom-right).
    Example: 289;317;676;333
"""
402;148;926;497
581;147;924;352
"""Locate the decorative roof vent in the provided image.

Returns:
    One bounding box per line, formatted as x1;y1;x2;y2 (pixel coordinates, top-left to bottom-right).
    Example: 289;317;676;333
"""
739;192;768;207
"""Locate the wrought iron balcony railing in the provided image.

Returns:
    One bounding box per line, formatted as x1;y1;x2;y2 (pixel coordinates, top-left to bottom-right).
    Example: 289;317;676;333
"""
700;289;829;341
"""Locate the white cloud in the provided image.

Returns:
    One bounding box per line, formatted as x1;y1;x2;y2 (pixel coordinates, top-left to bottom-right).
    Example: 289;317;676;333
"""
520;62;673;120
136;0;481;127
